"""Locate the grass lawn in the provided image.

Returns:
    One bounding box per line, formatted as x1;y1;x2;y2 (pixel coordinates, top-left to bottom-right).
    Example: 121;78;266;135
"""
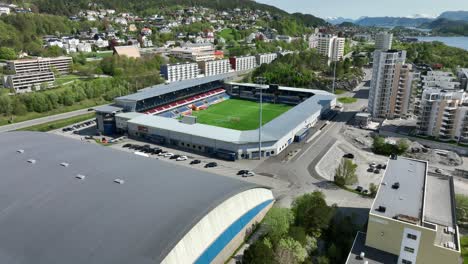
219;28;237;41
462;236;468;263
334;89;347;95
190;99;292;130
17;113;96;132
54;74;83;85
338;97;358;104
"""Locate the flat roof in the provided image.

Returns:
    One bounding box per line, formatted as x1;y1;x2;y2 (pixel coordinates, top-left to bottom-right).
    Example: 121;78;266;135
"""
371;156;427;223
0;132;263;264
116;74;234;102
94;104;124;113
346;232;399;264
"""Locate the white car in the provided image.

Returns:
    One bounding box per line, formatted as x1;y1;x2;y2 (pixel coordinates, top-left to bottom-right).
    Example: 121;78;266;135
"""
158;152;168;156
242;171;255;177
176;156;188;161
163;153;174;158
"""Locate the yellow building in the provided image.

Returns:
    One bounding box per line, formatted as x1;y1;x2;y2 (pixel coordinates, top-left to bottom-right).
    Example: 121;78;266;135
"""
347;156;461;264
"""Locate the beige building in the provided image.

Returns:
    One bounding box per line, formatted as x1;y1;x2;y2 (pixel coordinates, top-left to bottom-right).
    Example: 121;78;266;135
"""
416;88;468;143
347;156;461;264
198;59;231;76
170;43;215;62
3;71;55;93
317;34;345;62
7;56;72;74
369;50;415;119
160;62;199;82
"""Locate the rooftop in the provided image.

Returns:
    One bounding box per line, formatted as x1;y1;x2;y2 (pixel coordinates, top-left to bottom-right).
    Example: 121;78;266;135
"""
346;232;399;264
0;131;262;264
113;45;141;58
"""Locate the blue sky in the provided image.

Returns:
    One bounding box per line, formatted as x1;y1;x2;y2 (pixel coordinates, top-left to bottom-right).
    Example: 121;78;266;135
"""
256;0;468;19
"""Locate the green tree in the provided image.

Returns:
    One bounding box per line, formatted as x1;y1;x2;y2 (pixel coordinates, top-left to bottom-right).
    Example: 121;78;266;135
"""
291;191;335;235
334;158;358;186
0;47;17;60
243;238;277;264
263;207;294;244
456;194;468;225
275;237;307;264
369;183;378;197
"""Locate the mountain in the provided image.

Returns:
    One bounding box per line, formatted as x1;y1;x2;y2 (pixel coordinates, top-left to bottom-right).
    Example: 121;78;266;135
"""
32;0;326;26
326;17;355;25
355;16;434;27
420;18;468;36
438;11;468;22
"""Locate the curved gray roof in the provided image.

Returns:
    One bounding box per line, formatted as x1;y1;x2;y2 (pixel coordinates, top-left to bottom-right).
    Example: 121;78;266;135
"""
0;132;263;264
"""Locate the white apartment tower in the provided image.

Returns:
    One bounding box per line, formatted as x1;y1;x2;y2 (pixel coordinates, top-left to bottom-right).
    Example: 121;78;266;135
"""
198;59;231;76
255;53;278;66
229;56;257;71
317;34;345;62
368;50;415;119
375;32;393;51
160;63;199;82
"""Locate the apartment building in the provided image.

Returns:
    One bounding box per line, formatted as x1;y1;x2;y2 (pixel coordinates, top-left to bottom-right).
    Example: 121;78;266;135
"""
422;71;460;90
169;43;215;62
3;71;55;93
7;57;72;74
368;50;415;119
160;63;199;82
347;156;461;264
255;53;277;66
198;59;231;76
375;32;393;51
456;68;468;91
317;34;345;62
229;56;257;71
416;88;468;143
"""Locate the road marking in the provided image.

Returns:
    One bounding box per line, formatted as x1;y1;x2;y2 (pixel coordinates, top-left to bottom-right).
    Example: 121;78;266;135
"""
296;120;340;161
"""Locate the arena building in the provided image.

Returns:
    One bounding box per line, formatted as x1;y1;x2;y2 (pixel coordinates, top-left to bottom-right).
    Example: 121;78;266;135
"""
0;131;274;264
95;75;336;160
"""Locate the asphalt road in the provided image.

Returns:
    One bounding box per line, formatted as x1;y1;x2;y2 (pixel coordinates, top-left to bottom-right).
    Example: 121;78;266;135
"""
0;108;95;133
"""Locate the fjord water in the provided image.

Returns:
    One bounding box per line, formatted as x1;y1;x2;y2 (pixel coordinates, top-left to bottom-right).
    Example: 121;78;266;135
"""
416;36;468;50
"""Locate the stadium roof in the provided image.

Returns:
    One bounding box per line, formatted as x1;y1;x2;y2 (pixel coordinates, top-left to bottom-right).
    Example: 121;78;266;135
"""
115;74;235;102
0;132;263;264
124;89;335;143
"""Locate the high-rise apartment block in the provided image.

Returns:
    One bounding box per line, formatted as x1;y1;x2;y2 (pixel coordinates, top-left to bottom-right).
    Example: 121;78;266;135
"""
255;53;278;65
198;59;231;77
229;56;257;71
416;88;468;143
375;32;393;51
6;56;72;74
317;34;345;62
160;63;199;83
347;156;461;264
456;68;468;91
368;50;415;119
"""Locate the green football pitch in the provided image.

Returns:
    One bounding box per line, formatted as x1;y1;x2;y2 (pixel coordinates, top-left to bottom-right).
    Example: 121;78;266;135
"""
190;99;293;130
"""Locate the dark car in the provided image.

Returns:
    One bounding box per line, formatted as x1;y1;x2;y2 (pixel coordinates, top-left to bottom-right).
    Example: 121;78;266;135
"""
374;169;381;174
170;155;181;160
152;149;162;154
123;143;132;148
355;186;363;192
205;162;218;168
237;170;249;175
190;159;201;165
343;153;354;159
376;164;383;169
367;167;374;172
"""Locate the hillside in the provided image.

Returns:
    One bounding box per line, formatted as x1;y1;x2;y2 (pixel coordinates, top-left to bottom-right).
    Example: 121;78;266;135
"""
31;0;326;26
355;16;433;27
438;11;468;22
420;18;468;36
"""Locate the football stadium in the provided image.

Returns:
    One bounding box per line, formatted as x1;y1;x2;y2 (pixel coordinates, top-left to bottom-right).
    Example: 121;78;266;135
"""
95;74;336;160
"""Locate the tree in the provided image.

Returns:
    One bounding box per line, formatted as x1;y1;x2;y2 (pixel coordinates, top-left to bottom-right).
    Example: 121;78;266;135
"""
263;207;294;244
275;237;307;264
456;194;468;225
243;238;277;264
291;191;335;235
369;183;378;197
0;47;16;60
334;158;358;186
315;256;330;264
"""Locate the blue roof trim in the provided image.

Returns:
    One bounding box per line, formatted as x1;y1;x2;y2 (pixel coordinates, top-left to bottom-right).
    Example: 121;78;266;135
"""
194;199;274;264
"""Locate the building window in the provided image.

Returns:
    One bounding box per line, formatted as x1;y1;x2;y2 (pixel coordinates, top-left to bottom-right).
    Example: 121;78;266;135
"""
403;247;415;253
407;234;417;240
402;259;412;264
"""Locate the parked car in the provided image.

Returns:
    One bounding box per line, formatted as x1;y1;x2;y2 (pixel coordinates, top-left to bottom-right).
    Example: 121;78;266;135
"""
123;143;132;148
355;186;363;192
374;169;381;174
367;167;374;172
205;162;218;168
190;159;201;165
343;153;354;159
369;162;376;168
84;136;94;140
237;170;249;175
170;155;181;160
242;171;255;177
163;153;174;158
435;168;443;174
158;151;168;156
176;156;188;161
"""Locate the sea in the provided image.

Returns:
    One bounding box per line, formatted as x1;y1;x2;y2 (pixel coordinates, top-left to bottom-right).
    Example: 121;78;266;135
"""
414;36;468;51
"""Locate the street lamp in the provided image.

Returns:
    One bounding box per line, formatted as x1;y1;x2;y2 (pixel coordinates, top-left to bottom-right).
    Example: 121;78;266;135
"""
255;76;266;160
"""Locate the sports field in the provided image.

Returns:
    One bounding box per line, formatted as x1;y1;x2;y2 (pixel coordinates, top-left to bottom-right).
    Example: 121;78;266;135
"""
191;99;292;130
